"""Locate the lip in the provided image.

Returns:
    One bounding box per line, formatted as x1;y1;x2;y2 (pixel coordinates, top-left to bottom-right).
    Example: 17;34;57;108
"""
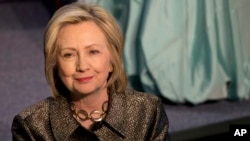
75;76;93;83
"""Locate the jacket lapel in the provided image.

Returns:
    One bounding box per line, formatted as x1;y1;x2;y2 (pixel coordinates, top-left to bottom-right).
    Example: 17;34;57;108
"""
95;91;127;139
49;96;79;141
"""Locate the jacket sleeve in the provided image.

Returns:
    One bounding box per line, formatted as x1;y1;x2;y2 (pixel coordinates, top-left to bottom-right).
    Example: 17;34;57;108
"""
11;115;35;141
149;98;171;141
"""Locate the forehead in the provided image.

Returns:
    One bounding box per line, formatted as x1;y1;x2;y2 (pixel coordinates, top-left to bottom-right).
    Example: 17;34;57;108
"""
57;21;108;48
58;21;106;40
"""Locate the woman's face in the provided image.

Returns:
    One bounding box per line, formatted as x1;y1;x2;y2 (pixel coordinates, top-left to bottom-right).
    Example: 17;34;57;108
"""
57;21;113;97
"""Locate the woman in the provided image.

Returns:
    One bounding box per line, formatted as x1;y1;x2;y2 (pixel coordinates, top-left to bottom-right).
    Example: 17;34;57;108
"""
11;2;170;141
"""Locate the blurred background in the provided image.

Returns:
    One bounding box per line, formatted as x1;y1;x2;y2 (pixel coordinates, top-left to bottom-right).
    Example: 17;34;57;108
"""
0;0;250;140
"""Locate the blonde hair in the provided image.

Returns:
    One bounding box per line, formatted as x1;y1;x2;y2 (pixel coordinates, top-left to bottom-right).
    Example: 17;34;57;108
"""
44;2;127;97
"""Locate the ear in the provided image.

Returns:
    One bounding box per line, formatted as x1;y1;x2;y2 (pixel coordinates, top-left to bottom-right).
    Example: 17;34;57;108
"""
109;64;113;72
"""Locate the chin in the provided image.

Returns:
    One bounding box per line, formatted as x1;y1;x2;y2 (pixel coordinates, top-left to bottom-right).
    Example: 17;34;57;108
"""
74;88;96;95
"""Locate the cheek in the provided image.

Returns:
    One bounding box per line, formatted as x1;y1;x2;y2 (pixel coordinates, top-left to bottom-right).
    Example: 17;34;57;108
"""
101;57;112;72
93;57;111;76
58;60;75;77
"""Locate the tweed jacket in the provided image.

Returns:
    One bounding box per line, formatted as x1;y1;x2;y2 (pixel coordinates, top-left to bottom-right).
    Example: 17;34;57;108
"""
12;89;170;141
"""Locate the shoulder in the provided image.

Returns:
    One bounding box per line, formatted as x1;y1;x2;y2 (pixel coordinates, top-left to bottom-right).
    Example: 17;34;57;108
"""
17;97;54;120
12;97;58;139
117;88;162;113
123;88;160;105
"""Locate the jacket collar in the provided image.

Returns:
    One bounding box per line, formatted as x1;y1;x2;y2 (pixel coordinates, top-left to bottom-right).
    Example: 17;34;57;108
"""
49;91;127;140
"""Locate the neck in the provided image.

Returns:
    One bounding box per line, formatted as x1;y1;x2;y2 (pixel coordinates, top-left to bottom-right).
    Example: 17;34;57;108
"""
70;89;109;112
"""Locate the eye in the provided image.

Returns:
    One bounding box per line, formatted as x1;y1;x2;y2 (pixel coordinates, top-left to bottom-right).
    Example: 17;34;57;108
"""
63;53;74;58
89;50;100;55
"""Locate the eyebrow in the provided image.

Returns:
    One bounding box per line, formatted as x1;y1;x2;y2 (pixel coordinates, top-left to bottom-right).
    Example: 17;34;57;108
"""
85;43;104;49
60;48;77;51
60;43;105;51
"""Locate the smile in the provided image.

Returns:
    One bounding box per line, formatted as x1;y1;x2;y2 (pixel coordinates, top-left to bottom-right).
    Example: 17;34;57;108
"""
75;76;93;83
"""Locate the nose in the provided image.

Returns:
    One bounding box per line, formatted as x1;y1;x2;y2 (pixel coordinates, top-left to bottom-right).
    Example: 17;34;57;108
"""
76;54;89;72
